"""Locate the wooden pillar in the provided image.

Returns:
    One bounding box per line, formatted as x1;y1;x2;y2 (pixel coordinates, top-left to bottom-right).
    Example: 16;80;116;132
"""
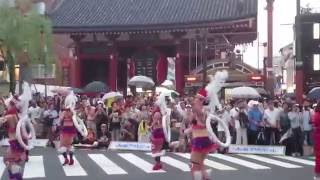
70;35;85;88
108;54;117;91
175;53;184;94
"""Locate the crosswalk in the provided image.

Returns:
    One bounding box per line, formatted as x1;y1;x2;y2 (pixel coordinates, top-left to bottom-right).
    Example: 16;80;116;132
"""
0;152;315;179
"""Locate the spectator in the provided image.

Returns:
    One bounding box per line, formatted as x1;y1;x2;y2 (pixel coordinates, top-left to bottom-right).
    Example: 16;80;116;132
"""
302;104;313;146
237;106;248;145
279;102;293;155
247;101;264;145
97;123;110;148
109;102;121;141
43;104;58;147
288;104;304;156
264;100;281;145
85;103;97;136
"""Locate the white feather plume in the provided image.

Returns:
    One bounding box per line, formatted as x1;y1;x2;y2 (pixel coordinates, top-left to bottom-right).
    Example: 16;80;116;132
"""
205;70;228;113
64;91;78;110
18;82;32;119
155;89;177;115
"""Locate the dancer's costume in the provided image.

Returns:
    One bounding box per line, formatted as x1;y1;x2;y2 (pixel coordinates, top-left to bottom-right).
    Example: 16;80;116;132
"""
190;89;218;180
59;108;77;165
313;110;320;179
150;108;165;170
3;98;25;180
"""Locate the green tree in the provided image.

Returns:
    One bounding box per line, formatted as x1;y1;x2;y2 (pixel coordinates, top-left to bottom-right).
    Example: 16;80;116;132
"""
0;0;54;93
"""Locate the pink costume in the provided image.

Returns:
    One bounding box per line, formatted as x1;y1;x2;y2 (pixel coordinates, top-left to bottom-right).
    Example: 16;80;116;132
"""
59;109;77;166
150;108;165;170
3;102;26;180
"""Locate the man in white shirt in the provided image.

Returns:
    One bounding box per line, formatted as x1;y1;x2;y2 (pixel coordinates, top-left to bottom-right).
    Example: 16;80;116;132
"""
302;105;313;146
28;101;43;137
264;100;281;145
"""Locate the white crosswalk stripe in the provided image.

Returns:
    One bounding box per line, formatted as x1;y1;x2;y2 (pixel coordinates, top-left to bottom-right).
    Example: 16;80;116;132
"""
146;153;190;171
273;156;315;166
175;153;237;170
118;153;166;173
238;154;302;168
0;153;315;179
58;156;87;176
88;154;127;175
0;157;5;178
209;154;270;169
23;156;46;178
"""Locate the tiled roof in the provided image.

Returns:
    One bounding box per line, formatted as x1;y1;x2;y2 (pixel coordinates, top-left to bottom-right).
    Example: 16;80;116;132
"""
50;0;257;33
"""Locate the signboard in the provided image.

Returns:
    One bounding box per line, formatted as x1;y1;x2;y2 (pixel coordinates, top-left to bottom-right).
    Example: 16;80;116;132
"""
228;145;285;155
0;138;48;147
108;141;151;151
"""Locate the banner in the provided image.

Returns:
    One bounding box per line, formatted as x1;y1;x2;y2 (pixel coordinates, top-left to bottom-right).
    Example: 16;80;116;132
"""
108;141;151;151
0;138;48;147
166;57;175;82
228;145;285;155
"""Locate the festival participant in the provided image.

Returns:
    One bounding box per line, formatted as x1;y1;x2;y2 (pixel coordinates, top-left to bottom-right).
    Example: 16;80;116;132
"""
150;108;166;170
59;101;77;166
313;102;320;180
186;89;218;180
1;94;32;180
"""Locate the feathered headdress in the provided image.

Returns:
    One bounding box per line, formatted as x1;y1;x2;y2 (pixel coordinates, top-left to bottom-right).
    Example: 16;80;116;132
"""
155;89;178;116
17;81;32;118
205;70;228;113
64;91;78;110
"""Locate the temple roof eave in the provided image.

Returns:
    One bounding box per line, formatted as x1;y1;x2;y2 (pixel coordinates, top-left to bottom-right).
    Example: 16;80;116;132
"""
51;16;257;34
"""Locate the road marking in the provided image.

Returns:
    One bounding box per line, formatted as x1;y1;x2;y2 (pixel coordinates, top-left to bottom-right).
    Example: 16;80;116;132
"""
23;156;45;178
273;156;315;166
146;153;190;171
175;153;237;171
209;154;270;170
59;156;87;176
118;153;165;173
238;155;302;168
88;154;127;175
0;157;5;178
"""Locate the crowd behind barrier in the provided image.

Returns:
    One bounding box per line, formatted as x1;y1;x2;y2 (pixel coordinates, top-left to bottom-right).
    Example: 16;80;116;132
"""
0;92;316;156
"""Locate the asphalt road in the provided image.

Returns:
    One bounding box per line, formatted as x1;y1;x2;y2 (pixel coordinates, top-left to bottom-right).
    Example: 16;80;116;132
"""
0;147;315;180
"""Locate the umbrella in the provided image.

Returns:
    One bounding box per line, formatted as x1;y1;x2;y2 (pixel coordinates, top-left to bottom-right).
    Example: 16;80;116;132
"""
128;75;155;88
102;91;123;101
51;87;70;96
308;87;320;99
255;87;268;96
230;86;261;99
83;81;108;93
71;88;84;94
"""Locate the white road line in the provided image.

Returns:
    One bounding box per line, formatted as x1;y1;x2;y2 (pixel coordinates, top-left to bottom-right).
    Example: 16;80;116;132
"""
273;156;315;166
238;154;302;168
209;154;270;170
146;153;190;171
88;154;127;175
0;157;5;178
23;156;45;178
175;153;237;171
59;156;87;176
118;153;165;173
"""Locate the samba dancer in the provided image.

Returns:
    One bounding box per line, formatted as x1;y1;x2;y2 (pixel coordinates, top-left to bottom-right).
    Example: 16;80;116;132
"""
150;109;165;170
1;83;35;180
185;71;230;180
59;92;87;166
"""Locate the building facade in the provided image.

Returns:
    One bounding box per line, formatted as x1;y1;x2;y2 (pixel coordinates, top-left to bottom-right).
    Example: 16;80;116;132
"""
49;0;258;94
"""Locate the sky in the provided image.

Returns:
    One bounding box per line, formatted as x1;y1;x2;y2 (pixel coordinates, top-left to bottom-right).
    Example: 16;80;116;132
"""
242;0;320;69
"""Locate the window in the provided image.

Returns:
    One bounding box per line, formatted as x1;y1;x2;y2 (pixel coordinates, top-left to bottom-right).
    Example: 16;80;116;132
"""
314;23;320;39
314;54;320;71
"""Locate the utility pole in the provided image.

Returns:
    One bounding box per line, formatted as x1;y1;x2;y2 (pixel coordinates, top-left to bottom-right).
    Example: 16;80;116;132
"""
266;0;275;97
202;37;208;87
40;25;47;98
295;0;304;103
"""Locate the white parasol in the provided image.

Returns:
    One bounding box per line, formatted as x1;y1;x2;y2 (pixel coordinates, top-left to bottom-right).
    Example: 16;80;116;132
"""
128;75;155;88
230;86;261;99
102;91;123;101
